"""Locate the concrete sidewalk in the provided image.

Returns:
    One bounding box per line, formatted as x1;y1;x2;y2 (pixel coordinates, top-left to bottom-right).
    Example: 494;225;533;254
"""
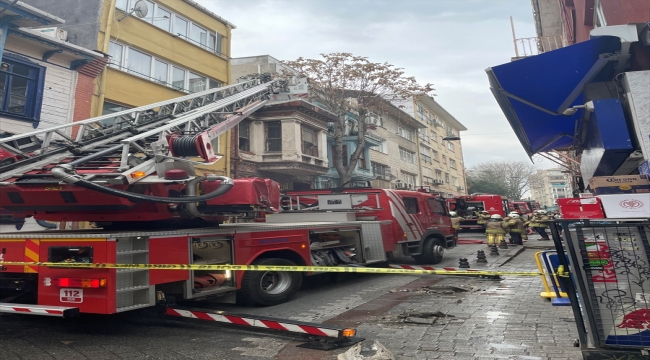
279;240;581;360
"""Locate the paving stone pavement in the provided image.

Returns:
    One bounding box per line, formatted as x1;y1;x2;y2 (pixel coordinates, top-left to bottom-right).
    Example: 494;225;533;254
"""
328;240;582;360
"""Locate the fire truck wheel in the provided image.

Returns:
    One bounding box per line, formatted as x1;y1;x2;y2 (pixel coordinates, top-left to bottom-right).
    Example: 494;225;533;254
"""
241;258;303;306
413;238;444;265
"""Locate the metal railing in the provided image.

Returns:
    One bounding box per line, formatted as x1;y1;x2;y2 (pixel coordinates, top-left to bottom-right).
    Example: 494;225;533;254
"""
513;35;567;58
420;154;432;164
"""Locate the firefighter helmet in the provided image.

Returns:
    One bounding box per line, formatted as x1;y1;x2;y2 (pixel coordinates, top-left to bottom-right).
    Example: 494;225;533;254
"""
537;210;548;215
509;213;520;219
449;211;457;217
490;214;502;219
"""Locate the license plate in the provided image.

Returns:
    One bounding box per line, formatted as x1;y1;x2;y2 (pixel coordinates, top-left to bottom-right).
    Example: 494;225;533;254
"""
60;288;83;303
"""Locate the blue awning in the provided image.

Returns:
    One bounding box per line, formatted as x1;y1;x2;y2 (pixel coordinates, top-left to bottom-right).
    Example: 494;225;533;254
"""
486;36;623;156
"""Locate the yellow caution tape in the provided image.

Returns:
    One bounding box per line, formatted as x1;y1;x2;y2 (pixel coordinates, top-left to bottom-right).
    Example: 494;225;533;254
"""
0;261;544;276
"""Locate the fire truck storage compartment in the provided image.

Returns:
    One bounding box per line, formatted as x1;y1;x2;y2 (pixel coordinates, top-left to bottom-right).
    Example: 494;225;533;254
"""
308;222;387;266
184;236;235;300
115;236;155;312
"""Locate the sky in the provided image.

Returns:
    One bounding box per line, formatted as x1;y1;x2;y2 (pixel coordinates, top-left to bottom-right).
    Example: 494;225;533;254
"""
203;0;554;170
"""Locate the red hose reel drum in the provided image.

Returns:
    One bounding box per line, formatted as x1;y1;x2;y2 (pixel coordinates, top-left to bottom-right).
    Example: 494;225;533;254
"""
167;132;217;163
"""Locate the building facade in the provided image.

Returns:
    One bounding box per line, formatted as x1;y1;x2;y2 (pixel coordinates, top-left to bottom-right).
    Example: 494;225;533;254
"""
0;2;105;138
366;102;422;190
392;96;468;197
232;100;334;189
23;0;234;176
529;168;573;208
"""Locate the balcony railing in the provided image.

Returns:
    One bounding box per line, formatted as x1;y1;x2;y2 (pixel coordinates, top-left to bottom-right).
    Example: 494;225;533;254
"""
419;133;429;143
512;35;567;58
420;154;432;164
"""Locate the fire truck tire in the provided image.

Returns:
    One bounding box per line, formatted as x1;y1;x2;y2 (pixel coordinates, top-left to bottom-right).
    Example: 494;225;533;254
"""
413;238;444;265
241;258;303;306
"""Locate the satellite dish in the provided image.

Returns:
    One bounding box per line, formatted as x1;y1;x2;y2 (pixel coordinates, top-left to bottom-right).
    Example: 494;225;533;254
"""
133;0;148;18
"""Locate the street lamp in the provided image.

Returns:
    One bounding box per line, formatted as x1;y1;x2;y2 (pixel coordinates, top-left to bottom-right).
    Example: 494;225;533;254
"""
442;136;461;141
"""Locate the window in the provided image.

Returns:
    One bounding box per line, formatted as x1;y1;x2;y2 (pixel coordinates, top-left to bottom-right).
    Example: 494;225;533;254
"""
435;170;443;180
420;146;432;164
442;155;447;164
188;72;206;92
358;147;367;169
108;41;123;68
452;177;457;186
428;199;446;214
416;103;425;119
239;122;250;151
172;66;185;90
174;16;189;38
418;128;429;142
266;121;282;152
450;159;456;169
154;60;168;84
447;141;454;152
595;0;607;27
372;162;390;180
115;0;129;10
370;140;387;154
423;176;434;185
403;197;419;214
302;127;318;156
430;132;437;142
431;150;438;161
397;127;413;141
153;6;171;32
445;173;450;183
126;48;151;78
190;23;208;47
0;55;45;121
209;79;222;89
101;101;130;125
399;148;415;164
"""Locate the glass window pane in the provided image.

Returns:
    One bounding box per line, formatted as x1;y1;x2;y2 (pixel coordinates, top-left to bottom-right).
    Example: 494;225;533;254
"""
11;63;31;78
172;67;185;90
174;16;188;37
190;23;207;46
209;79;221;89
127;48;151;78
0;73;6;106
115;0;129;10
153;6;171;31
108;42;123;67
8;76;28;114
188;72;206;92
154;60;168;84
208;33;216;51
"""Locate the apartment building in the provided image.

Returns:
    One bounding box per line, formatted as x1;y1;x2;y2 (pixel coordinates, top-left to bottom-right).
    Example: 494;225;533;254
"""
393;95;468;197
24;0;234;176
529;168;573;208
368;101;423;190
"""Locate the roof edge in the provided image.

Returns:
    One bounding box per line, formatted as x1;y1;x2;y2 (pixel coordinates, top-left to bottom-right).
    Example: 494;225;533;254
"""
182;0;236;29
417;94;468;131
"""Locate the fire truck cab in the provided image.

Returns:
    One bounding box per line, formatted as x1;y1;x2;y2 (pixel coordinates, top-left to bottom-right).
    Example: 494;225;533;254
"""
446;194;509;230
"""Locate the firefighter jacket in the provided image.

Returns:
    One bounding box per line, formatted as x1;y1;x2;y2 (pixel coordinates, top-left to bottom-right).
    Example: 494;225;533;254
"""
485;219;508;234
527;215;550;228
451;216;464;230
477;214;490;225
506;218;526;233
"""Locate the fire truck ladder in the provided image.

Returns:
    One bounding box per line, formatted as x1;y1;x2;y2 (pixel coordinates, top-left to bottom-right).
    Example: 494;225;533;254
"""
0;79;282;201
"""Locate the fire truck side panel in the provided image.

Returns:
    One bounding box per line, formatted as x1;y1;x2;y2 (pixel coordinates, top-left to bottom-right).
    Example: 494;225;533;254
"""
379;222;396;252
37;239;115;314
149;236;190;285
0;239;26;273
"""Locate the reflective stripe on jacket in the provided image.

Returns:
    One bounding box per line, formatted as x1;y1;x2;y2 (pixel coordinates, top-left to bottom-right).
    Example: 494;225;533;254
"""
485;219;508;234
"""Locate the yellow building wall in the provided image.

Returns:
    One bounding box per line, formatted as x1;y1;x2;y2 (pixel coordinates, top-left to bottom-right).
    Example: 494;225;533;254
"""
95;0;232;176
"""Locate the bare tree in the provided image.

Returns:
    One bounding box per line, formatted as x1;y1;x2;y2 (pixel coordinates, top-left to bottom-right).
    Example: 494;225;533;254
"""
283;53;434;186
468;160;538;199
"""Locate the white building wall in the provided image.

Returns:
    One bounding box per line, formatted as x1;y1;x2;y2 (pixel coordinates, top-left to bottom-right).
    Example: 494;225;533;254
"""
0;40;77;136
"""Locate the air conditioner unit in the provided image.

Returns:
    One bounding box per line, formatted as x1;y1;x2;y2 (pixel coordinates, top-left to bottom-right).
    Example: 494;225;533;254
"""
433;179;444;185
36;27;68;41
457;186;465;190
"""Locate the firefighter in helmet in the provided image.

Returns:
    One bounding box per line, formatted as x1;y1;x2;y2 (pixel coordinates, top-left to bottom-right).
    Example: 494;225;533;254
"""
485;214;508;246
526;210;551;240
449;211;464;242
506;213;525;245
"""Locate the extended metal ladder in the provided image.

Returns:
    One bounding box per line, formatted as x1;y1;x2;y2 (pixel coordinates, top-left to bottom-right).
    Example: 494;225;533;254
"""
0;79;281;184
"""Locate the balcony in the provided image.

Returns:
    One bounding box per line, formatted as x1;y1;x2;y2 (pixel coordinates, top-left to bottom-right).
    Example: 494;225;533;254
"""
420;153;432;164
512;35;567;59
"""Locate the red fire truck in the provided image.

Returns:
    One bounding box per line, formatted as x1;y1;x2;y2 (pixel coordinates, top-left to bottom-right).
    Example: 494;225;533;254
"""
0;79;454;317
445;194;510;230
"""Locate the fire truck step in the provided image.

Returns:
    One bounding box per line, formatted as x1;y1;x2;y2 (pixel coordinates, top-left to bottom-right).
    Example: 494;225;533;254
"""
162;306;363;350
0;303;80;318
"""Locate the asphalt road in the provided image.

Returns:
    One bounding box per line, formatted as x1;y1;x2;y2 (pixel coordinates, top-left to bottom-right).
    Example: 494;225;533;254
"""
0;232;501;360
